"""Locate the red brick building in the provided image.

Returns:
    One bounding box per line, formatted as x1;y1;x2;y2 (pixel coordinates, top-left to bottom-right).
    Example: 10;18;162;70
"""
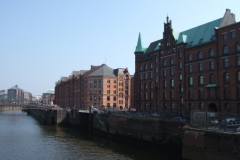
134;9;240;118
55;64;132;110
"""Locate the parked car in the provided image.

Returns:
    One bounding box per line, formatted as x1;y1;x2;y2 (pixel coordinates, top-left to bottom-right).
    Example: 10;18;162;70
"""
173;117;186;122
210;118;219;124
236;126;240;132
220;118;236;127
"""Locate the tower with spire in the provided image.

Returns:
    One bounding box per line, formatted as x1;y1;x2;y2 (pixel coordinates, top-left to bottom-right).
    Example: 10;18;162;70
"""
134;32;145;63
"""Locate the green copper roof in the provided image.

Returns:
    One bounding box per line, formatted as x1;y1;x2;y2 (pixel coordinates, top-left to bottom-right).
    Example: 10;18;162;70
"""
135;33;144;52
176;18;222;48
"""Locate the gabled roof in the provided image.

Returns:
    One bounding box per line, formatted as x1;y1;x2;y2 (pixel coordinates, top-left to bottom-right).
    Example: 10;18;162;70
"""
85;64;115;77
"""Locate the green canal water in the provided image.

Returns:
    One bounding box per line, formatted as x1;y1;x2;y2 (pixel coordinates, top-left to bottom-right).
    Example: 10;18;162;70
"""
0;110;182;160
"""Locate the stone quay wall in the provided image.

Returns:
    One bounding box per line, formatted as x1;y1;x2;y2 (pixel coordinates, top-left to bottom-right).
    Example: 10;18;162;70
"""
27;109;67;125
183;127;240;160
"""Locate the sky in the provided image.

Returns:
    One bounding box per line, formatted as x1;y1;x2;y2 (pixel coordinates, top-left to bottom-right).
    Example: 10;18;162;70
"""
1;0;240;96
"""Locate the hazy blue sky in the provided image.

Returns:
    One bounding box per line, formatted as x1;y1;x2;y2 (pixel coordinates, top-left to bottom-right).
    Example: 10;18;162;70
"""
1;1;240;96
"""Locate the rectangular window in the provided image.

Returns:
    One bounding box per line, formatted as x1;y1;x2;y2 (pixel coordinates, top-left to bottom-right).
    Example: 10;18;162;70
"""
163;69;166;77
107;90;110;94
140;74;142;80
163;91;166;100
155;67;158;73
237;86;240;99
223;32;227;40
180;85;183;93
210;61;214;70
107;85;110;88
198;89;204;100
179;73;182;81
151;92;153;100
119;100;123;104
189;65;192;73
198;63;203;72
155;76;158;83
114;90;116;94
224;59;229;68
170;91;174;99
224;87;230;99
150;72;152;79
237;57;240;66
188;90;193;99
179;61;182;69
114;85;116;88
155;57;158;63
170;68;174;76
145;73;148;79
231;30;236;38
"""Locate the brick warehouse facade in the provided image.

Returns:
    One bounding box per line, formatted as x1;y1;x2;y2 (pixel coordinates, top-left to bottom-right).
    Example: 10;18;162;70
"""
55;64;132;110
134;9;240;118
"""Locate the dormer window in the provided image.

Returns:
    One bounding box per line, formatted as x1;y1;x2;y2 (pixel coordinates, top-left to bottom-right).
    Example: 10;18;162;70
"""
188;41;193;46
210;35;215;41
198;39;203;44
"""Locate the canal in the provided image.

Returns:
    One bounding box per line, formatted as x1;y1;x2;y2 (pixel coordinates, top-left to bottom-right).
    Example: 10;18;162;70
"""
0;110;182;160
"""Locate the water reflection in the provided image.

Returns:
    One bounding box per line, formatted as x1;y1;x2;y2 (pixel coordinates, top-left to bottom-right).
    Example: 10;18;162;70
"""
0;110;182;160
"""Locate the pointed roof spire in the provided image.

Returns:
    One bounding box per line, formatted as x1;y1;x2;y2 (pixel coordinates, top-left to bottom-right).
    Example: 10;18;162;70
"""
135;32;144;52
167;14;169;23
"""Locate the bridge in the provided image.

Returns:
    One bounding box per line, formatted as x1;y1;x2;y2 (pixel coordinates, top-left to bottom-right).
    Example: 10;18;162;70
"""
0;104;50;112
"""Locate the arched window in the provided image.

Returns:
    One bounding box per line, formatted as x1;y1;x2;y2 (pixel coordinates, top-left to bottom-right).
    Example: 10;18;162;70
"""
210;74;215;83
170;58;174;65
150;82;153;89
236;43;240;52
139;65;142;71
198;51;203;59
113;96;116;101
224;72;230;83
189;77;193;86
150;63;153;69
209;48;214;57
223;45;229;54
119;93;123;98
188;54;192;61
113;103;116;107
163;59;167;66
199;76;204;85
107;96;110;101
107;80;110;83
